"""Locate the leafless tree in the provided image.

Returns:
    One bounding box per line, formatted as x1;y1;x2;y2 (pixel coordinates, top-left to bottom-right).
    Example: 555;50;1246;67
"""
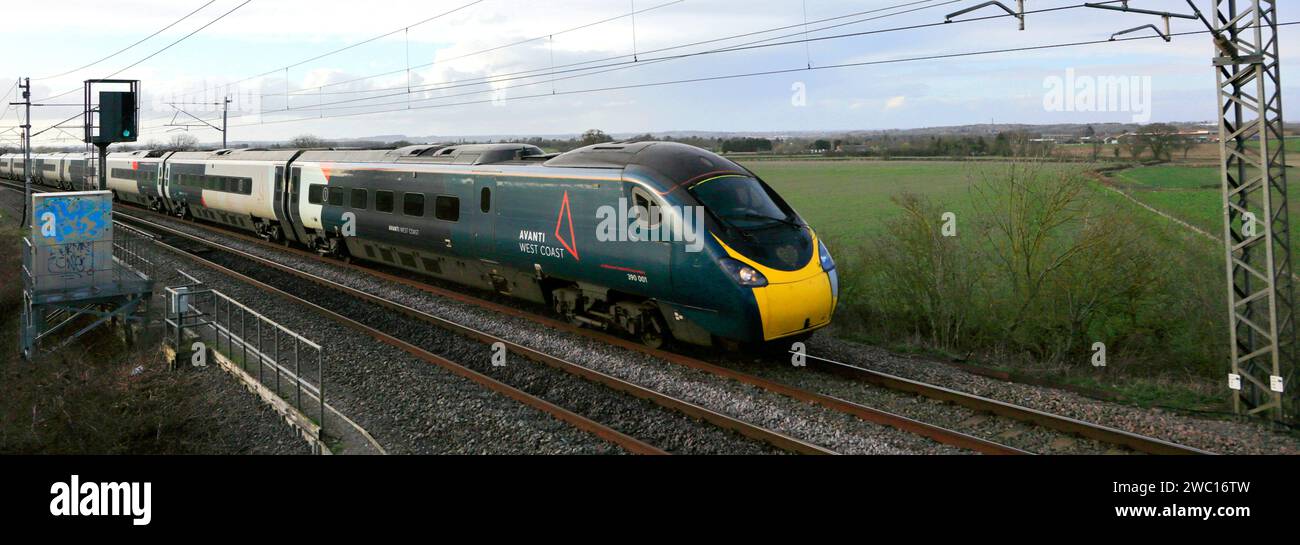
290;134;327;148
579;129;613;147
164;133;198;151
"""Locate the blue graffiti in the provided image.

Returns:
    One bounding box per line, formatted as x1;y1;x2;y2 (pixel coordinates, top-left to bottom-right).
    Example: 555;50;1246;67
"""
34;196;110;244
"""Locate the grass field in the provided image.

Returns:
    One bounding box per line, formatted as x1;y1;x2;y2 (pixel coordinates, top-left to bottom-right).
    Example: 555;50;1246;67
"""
738;158;1231;411
745;160;1088;241
744;161;978;241
1111;163;1300;271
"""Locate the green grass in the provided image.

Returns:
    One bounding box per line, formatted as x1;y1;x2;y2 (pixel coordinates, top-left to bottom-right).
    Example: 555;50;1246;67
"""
745;161;1006;241
737;158;1233;413
1246;136;1300;154
1114;165;1220;190
1113;163;1300;272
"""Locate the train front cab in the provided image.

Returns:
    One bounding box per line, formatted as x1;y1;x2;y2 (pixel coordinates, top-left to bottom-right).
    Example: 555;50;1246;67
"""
610;143;836;348
688;173;836;346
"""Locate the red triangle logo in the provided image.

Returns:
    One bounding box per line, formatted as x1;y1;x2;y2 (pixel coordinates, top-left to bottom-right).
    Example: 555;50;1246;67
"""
554;191;580;261
320;164;333;182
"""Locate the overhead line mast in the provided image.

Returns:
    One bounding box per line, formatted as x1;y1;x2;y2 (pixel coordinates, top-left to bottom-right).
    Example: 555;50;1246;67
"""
1208;0;1293;421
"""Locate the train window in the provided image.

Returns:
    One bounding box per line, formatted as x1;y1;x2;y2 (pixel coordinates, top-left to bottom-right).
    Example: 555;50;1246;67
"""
403;193;425;217
480;187;491;213
308;184;324;204
241;178;252;194
631;187;661;229
328;186;345;206
435;196;459;222
375;190;394;213
351;188;367;209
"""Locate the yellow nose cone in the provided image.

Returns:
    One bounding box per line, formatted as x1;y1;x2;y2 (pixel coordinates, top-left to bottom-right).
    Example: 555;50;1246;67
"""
713;233;836;341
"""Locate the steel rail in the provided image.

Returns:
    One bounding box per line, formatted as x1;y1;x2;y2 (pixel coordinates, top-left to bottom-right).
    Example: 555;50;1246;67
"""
801;354;1214;455
107;210;832;455
107;191;1011;454
0;178;1211;454
0;180;667;455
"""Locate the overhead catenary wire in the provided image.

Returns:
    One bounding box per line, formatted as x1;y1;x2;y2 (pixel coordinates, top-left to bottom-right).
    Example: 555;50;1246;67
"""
165;0;487;103
142;0;960;130
34;0;217;80
261;0;907;100
35;0;255;103
192;21;1289;134
150;0;1117;131
255;0;686;101
0;79;19;124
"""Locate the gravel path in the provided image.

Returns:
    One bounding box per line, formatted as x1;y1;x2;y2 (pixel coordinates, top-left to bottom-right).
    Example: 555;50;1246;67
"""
187;364;312;454
122;208;966;455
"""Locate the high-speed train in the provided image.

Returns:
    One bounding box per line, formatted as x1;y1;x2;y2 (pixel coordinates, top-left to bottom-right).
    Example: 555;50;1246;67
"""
0;142;837;348
1;151;97;190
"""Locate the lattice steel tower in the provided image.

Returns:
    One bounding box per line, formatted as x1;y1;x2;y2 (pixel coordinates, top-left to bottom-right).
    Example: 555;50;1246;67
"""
1214;0;1294;420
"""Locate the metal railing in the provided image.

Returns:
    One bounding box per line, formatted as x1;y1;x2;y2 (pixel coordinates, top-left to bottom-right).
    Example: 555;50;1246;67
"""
163;282;325;433
111;222;154;276
22;223;155;296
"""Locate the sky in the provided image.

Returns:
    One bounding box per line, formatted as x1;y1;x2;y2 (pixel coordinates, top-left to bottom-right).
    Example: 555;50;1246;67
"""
0;0;1295;147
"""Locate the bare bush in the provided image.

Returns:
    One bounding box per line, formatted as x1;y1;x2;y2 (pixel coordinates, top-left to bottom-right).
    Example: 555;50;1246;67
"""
843;160;1222;375
856;194;978;349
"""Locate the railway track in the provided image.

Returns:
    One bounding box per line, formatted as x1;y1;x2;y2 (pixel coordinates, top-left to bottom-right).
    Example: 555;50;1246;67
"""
3;179;1212;454
127;214;826;455
112;217;1025;454
2;181;838;454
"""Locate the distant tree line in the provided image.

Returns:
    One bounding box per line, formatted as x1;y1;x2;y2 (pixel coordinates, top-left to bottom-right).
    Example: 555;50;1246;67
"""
16;123;1215;160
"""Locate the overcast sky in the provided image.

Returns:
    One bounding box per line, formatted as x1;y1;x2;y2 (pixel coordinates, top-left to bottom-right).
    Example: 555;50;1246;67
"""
2;0;1295;146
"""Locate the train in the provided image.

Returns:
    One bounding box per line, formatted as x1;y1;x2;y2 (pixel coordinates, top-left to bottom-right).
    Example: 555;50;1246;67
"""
0;141;837;348
0;151;97;190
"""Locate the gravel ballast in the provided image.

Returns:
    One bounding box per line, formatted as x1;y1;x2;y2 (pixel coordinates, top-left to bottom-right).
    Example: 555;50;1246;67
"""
119;204;1300;455
123;208;974;455
1;188;626;455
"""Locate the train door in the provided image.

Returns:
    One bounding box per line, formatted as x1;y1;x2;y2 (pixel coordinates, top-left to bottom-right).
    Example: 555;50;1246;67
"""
283;166;309;244
160;160;173;210
272;165;287;241
623;184;672;294
473;176;497;257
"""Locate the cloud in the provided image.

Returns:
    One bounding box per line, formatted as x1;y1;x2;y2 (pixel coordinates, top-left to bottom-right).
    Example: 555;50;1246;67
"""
12;0;1297;145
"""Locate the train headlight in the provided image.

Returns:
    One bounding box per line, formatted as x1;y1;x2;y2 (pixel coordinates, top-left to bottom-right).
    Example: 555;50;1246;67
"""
818;240;835;271
720;258;768;287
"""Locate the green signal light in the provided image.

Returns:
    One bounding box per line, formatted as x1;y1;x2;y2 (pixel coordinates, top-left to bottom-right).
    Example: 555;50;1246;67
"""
123;130;131;137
